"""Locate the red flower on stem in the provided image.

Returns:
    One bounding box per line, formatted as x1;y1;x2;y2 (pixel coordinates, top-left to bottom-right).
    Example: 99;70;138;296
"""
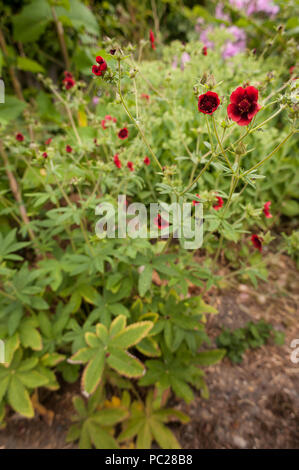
127;161;134;172
45;138;52;145
92;56;107;76
62;71;75;90
213;196;224;211
144;156;150;166
118;128;129;140
113;154;121;169
227;86;261;126
101;115;117;130
42;152;48;159
66;145;73;153
251;234;263;252
198;91;220;115
154;214;169;229
192;194;200;206
202;46;208;56
149;30;156;50
263;201;273;219
16;133;24;142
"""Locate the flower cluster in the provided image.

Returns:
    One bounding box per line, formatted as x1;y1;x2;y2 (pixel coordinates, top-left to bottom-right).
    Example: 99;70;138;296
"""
229;0;279;18
92;56;107;76
101;115;117;130
62;71;75;90
198;85;261;126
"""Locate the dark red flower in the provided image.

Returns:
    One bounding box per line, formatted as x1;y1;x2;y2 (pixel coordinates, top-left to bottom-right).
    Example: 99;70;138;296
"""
263;201;273;219
192;194;200;206
149;30;156;50
141;93;150;101
66;145;73;153
63;77;75;90
113;154;121;169
118;128;129;140
16;133;24;142
198;91;220;115
227;86;261;126
154;214;169;229
101;115;117;130
213;196;223;211
109;49;116;55
127;161;134;171
290;66;295;74
62;71;75;89
251;234;263;252
92;56;107;76
45;138;52;145
42;152;48;159
202;46;208;56
144;156;150;166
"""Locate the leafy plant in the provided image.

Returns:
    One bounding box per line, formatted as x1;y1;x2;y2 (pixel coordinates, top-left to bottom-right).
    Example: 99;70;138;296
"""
216;320;285;363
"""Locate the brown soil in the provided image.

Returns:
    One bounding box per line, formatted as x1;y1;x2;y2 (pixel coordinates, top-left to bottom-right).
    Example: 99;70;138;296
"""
0;254;298;449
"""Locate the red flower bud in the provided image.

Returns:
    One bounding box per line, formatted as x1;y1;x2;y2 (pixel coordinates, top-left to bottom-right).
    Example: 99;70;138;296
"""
113;154;121;169
144;156;150;166
66;145;73;153
118;128;129;140
16;133;24;142
263;201;273;219
251;234;263;252
127;161;134;171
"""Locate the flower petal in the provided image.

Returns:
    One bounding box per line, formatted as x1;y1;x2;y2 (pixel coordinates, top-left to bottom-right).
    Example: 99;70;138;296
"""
229;87;244;104
245;86;258;103
227;103;241;121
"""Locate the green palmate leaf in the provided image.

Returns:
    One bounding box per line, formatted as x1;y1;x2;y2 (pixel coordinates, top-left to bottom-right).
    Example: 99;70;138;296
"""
107;348;145;378
110;321;153;349
0;96;27;125
93;408;128;426
87;421;118;449
170;376;194;404
0;375;10;402
4;334;20;366
7;376;34;418
136;422;152;449
118;418;144;442
138;265;153;296
196;349;226;366
136;337;161;357
81;350;105;394
109;315;127;337
84;332;100;349
17;57;45;73
95;323;108;342
13;0;51;43
19;320;43;351
69;347;95;364
150;419;181;449
18;371;49;388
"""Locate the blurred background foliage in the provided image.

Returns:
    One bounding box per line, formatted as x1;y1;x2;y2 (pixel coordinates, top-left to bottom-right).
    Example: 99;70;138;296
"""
0;0;298;94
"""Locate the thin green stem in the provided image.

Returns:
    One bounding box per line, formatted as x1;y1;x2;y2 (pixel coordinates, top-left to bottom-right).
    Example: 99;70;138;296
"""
117;60;163;172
